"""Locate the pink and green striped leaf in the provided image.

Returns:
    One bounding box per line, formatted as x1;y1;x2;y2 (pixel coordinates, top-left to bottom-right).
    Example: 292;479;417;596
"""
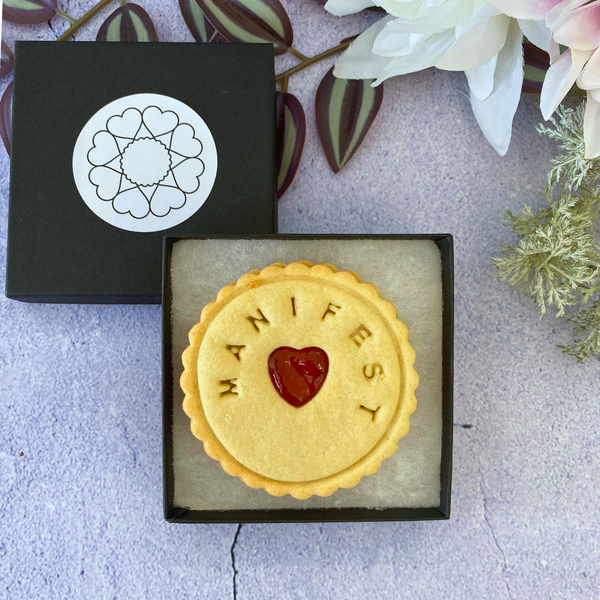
1;42;15;79
315;68;383;173
179;0;228;43
522;42;550;94
276;92;306;199
96;4;158;42
179;0;229;43
0;82;14;156
195;0;293;56
3;0;57;24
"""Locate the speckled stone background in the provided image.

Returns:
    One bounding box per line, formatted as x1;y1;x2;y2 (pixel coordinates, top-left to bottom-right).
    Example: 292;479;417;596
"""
1;2;599;599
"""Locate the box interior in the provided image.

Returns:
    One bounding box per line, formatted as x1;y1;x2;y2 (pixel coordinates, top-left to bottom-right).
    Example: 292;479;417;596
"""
170;239;444;510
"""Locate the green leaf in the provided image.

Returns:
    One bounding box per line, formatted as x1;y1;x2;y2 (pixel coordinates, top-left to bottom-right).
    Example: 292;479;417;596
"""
96;4;158;42
3;0;56;24
276;92;306;199
315;68;383;173
0;42;15;79
195;0;293;55
522;42;549;94
0;82;13;156
179;0;229;43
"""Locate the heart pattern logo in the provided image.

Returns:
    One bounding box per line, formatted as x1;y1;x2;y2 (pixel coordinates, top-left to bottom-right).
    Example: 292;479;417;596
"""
86;105;208;221
268;347;329;408
172;157;205;193
89;166;121;200
88;131;120;166
171;123;203;157
73;94;218;232
150;185;186;216
107;107;142;139
142;106;179;137
112;187;150;219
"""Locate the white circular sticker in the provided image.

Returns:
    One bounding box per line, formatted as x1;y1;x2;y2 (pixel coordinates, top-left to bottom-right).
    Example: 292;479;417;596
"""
73;93;218;233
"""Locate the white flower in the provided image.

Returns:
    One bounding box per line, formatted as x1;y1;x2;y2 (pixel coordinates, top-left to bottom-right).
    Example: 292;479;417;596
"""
539;0;600;159
325;0;553;155
87;106;205;219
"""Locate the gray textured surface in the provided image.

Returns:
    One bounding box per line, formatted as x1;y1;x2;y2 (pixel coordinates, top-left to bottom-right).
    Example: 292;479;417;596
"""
0;1;599;599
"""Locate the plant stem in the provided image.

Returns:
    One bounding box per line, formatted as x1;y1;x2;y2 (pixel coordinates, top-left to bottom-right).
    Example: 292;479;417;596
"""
276;40;352;82
280;75;289;93
55;8;76;24
288;46;308;61
57;0;117;41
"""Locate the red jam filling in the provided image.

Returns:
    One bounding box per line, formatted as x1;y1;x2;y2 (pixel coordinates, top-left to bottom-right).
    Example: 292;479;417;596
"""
268;346;329;408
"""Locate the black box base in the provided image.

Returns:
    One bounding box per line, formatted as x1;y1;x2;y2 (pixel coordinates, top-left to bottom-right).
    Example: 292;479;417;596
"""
163;235;454;523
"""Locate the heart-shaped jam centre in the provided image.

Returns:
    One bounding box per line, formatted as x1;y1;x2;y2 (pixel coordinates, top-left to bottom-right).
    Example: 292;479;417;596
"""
268;347;329;408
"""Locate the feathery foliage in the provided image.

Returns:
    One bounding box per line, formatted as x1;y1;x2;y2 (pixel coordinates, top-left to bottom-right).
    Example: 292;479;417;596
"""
494;100;600;362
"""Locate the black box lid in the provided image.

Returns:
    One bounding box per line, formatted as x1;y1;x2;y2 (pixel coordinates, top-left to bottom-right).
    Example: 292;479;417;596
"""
6;42;277;303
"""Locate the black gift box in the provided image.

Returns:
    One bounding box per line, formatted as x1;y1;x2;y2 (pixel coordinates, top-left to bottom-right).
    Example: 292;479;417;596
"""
163;235;454;523
6;42;276;303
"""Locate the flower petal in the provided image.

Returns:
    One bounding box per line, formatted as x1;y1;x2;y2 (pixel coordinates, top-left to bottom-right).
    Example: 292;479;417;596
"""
484;0;561;20
372;26;422;57
578;47;600;90
584;91;600;159
545;0;588;32
590;87;600;103
333;16;395;80
324;0;375;16
540;48;592;119
385;1;470;34
469;20;523;156
379;0;431;19
548;39;560;63
436;14;510;72
374;30;455;84
518;18;551;52
465;54;498;102
553;4;600;51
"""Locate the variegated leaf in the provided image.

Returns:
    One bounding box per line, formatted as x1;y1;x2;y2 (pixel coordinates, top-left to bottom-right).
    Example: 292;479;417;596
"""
315;68;383;173
276;92;306;199
96;4;158;42
522;42;549;94
3;0;57;24
179;0;228;43
196;0;293;56
0;82;13;156
1;42;15;79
